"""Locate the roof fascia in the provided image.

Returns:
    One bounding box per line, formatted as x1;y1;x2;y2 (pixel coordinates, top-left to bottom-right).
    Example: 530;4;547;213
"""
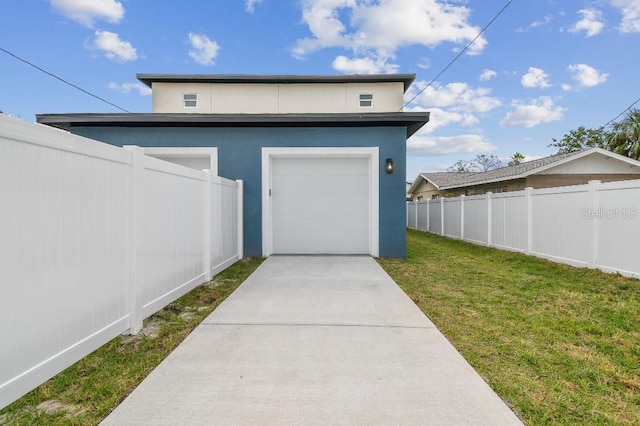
36;112;430;138
408;175;426;194
136;73;416;93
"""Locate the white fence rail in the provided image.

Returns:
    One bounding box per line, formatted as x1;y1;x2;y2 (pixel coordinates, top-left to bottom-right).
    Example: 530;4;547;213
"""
408;180;640;279
0;115;243;409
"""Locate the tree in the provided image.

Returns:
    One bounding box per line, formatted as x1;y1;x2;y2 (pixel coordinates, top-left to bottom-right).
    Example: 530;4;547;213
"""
447;154;502;173
548;126;609;154
508;152;525;166
473;154;502;172
447;159;473;173
607;108;640;160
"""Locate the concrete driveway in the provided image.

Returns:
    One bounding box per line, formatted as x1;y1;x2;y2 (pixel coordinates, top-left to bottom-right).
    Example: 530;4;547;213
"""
101;256;522;425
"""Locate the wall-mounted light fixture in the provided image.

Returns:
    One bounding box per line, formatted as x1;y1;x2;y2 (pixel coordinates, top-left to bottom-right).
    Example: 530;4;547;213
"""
385;158;394;174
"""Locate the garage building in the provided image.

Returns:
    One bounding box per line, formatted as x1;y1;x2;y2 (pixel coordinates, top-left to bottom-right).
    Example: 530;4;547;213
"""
37;74;429;258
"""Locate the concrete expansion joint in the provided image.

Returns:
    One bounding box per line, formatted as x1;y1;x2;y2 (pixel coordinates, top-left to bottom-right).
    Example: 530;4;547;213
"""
203;322;435;329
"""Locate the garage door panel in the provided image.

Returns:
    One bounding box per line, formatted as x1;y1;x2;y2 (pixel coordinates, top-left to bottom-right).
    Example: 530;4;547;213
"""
273;204;369;233
273;198;369;231
274;193;369;215
273;157;368;176
271;156;371;255
274;175;368;196
273;211;369;233
274;231;369;254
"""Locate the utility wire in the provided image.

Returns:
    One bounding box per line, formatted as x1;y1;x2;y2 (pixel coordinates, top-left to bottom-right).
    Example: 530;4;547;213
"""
601;96;640;129
402;0;515;111
0;46;130;113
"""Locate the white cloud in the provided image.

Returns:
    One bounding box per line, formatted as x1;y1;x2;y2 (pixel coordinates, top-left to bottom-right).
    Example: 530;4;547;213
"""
49;0;124;27
292;0;487;64
479;69;497;81
610;0;640;33
404;82;500;138
108;82;152;96
407;133;497;156
332;55;398;73
417;59;430;70
569;8;605;37
500;96;565;128
406;81;502;114
91;30;137;62
516;14;554;32
246;0;262;13
521;67;551;88
530;14;553;28
567;63;609;87
562;83;573;91
188;33;220;65
409;107;478;134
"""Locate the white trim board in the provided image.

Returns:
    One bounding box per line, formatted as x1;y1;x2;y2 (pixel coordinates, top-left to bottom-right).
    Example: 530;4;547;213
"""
140;147;218;174
261;147;379;257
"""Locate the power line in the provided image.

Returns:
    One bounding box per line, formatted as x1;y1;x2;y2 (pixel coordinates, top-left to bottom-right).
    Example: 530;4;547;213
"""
402;0;515;111
0;46;130;113
601;96;640;129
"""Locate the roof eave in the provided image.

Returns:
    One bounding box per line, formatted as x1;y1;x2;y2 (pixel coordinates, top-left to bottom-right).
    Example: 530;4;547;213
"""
136;73;416;93
439;174;529;190
36;112;430;138
408;175;427;194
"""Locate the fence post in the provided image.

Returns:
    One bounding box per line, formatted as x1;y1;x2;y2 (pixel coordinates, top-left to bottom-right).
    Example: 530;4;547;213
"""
415;201;419;230
525;187;533;255
406;201;409;228
588;180;601;269
426;199;430;232
460;195;465;240
123;146;144;335
486;191;492;247
440;198;445;236
203;170;212;282
236;179;244;260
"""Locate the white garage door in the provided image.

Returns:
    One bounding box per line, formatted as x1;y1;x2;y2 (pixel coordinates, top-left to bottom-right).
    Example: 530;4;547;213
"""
271;156;371;254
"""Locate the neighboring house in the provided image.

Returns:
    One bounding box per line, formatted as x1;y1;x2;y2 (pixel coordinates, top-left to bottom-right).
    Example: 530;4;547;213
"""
406;181;413;201
408;148;640;200
409;172;475;200
38;74;429;258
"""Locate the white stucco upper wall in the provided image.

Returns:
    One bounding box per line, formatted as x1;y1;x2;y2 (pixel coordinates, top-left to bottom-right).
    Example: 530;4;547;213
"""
150;82;405;113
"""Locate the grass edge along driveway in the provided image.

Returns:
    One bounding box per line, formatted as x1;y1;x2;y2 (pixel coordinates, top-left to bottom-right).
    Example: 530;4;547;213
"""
378;229;640;425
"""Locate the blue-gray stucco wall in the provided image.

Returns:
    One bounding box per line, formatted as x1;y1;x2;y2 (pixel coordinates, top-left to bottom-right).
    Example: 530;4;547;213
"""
71;126;407;258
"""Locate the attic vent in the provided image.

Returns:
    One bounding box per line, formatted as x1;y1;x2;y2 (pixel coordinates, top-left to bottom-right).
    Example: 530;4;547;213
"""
183;93;197;108
359;93;373;108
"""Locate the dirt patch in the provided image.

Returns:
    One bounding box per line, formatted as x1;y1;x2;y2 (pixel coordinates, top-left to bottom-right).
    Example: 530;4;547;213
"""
120;318;162;347
178;306;210;322
37;399;85;417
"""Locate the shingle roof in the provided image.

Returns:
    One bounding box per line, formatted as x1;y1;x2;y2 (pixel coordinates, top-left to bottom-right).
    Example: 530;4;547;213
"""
419;172;477;189
444;151;578;189
414;148;640;191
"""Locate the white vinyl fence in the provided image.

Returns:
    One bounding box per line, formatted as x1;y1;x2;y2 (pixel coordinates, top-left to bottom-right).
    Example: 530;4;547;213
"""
408;180;640;279
0;115;243;408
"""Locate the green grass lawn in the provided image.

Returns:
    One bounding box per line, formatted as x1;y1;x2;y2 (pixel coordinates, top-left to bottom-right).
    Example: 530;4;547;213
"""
379;229;640;425
0;257;263;425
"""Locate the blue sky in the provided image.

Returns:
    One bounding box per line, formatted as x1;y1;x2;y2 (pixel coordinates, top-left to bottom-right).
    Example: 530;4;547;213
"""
2;0;639;180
